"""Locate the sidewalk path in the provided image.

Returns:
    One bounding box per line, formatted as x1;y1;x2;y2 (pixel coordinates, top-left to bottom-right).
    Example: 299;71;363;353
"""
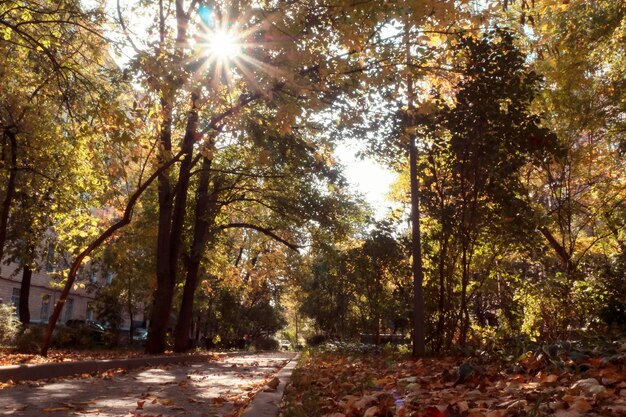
0;352;296;417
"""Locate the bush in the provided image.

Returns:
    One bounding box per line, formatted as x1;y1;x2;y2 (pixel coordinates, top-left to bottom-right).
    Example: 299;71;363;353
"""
305;334;329;347
0;304;20;346
15;324;45;354
52;326;97;349
253;336;279;351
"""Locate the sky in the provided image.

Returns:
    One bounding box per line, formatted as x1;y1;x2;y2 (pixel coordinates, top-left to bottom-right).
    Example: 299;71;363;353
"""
334;142;397;219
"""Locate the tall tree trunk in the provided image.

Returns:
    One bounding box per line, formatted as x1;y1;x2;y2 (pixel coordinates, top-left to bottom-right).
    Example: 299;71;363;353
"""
127;275;135;343
19;265;32;324
146;98;175;354
0;131;18;262
147;89;200;355
295;312;299;349
459;245;470;346
173;155;215;352
404;13;426;357
435;233;448;352
409;133;426;357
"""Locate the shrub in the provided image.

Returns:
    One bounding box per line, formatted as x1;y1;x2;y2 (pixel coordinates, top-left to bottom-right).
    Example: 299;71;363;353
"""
15;324;44;353
0;304;20;346
52;326;96;349
305;334;329;347
253;336;279;351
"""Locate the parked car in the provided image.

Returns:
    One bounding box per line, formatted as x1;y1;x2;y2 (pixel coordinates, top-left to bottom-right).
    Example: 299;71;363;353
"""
280;339;291;350
132;328;148;341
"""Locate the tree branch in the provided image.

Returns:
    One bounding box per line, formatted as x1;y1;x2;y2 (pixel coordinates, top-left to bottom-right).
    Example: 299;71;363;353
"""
218;222;301;252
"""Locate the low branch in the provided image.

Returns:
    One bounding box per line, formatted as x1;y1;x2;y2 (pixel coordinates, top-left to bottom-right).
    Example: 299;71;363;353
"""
218;222;301;252
538;225;577;274
40;151;184;356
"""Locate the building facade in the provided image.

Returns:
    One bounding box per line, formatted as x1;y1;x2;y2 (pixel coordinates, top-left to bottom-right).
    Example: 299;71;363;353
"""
0;257;141;329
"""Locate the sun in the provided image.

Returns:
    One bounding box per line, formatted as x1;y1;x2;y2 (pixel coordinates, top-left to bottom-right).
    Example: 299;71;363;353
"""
207;29;241;62
192;4;284;89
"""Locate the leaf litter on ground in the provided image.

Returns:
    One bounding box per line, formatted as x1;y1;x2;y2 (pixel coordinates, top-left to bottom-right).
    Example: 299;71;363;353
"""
280;341;626;417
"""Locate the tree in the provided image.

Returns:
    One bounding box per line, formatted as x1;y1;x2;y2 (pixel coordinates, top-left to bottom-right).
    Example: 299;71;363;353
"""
0;0;137;327
415;29;560;347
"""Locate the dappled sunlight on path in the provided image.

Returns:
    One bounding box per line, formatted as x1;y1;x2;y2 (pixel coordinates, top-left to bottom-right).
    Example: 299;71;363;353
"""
0;352;294;417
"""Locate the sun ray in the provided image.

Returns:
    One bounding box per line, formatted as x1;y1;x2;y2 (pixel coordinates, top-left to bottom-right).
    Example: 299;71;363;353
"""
189;4;308;96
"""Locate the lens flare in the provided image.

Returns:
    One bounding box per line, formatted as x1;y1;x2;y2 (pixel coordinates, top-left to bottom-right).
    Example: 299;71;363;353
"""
208;29;241;62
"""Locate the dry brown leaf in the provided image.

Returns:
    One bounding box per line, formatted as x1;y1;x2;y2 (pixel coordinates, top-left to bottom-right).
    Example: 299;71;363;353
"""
456;401;469;412
554;410;581;417
266;376;280;389
540;373;559;384
363;405;379;417
568;398;592;413
159;398;175;406
571;378;607;397
354;395;377;410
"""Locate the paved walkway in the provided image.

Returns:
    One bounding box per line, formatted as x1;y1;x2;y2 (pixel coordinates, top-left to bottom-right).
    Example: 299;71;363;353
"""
0;352;296;417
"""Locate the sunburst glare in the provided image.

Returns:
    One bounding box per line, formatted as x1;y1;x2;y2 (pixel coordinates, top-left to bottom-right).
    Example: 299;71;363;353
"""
193;4;286;91
207;29;241;62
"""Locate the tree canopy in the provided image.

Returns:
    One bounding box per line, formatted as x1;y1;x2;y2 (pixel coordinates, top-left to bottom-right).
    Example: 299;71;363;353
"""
0;0;624;357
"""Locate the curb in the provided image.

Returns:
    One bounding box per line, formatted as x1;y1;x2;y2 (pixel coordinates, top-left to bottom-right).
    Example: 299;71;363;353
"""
0;352;234;382
242;353;300;417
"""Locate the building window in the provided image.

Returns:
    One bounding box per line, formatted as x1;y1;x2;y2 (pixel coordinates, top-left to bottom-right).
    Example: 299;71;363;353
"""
90;267;98;284
105;271;114;285
64;298;74;322
40;295;51;322
86;303;94;321
11;288;20;310
45;244;55;272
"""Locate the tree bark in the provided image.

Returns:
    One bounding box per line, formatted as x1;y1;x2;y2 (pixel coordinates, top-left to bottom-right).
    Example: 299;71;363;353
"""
148;93;200;354
435;233;448;352
459;246;470;346
146;97;175;354
19;265;32;324
539;226;576;274
173;155;215;352
0;131;18;262
409;136;426;357
404;13;425;357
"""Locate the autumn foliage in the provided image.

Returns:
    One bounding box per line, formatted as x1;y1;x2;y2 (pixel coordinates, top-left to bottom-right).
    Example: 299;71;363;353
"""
281;342;626;417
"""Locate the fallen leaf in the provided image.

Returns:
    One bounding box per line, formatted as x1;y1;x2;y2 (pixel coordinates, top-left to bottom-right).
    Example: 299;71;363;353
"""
364;406;379;417
354;395;377;410
540;373;559;384
266;377;280;390
456;401;469;412
571;378;607;397
568;398;592;413
425;406;445;417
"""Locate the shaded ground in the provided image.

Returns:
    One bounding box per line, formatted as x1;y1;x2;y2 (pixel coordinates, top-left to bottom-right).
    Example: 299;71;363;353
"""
280;345;626;417
0;349;183;366
0;351;295;417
